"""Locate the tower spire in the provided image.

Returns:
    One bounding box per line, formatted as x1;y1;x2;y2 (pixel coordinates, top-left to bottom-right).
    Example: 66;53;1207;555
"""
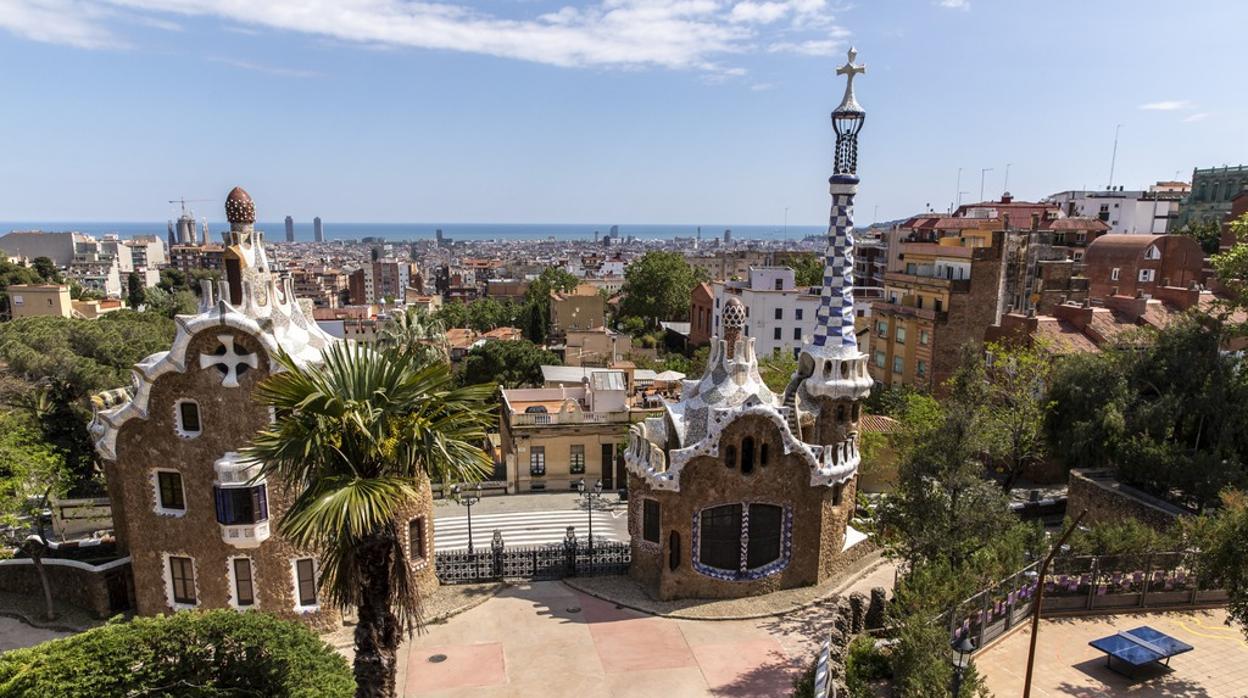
811;47;867;354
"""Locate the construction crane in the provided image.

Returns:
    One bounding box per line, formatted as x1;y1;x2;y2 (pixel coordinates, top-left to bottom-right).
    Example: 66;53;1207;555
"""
168;198;212;216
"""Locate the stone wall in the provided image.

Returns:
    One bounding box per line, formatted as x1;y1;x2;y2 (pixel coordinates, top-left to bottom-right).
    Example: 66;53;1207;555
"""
1067;468;1189;530
628;413;857;601
0;560;125;618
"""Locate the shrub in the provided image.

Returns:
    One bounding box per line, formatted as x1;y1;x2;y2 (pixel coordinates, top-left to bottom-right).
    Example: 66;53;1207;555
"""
0;610;353;697
845;634;890;698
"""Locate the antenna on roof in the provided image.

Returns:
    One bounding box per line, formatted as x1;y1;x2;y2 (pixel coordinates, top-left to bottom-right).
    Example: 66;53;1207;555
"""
1107;123;1123;189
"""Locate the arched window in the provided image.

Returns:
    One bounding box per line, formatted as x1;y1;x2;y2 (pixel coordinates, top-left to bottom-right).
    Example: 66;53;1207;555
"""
741;437;755;474
725;445;737;469
833;483;844;506
669;531;681;571
759;442;769;467
836;405;846;423
852;403;860;420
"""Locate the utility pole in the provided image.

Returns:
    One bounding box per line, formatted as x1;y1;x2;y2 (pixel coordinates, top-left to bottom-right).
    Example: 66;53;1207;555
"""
955;167;963;212
1108;124;1123;190
980;167;994;202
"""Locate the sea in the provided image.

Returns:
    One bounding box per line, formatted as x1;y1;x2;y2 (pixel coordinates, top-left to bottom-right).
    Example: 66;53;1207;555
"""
0;221;828;243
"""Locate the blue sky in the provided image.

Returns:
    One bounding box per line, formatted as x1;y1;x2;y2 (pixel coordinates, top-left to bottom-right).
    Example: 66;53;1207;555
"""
1;0;1245;225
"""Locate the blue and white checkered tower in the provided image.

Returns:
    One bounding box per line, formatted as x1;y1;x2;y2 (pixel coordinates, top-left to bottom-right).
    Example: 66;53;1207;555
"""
788;48;874;414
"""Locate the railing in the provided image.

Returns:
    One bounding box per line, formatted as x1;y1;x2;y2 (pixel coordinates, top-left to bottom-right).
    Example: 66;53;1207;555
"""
945;551;1227;655
510;411;631;427
435;534;630;584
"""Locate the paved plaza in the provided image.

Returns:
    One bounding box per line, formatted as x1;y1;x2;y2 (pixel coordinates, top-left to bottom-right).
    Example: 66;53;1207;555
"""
976;608;1248;697
433;492;630;550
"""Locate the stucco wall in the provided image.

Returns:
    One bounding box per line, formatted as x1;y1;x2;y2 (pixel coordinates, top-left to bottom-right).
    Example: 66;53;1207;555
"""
1067;468;1188;530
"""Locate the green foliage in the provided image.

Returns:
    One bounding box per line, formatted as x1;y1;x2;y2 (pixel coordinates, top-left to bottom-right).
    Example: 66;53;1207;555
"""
0;310;175;487
1180;217;1225;255
618;315;646;337
758;351;797;393
143;286;198;318
0;609;353;697
125;272;144;309
0;409;68;528
30;257;61;284
1044;351;1130;469
461;339;559;388
845;635;890;698
978;342;1053;490
619;251;706;324
1066;516;1173;567
518;267;581;343
158;268;219;297
378;307;448;366
790;252;825;288
0;258;41;317
1211;212;1248;312
1184;490;1248;639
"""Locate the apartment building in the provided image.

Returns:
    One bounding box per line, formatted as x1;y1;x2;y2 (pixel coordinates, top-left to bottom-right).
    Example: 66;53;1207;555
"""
709;268;822;360
1082;234;1204;301
549;283;606;343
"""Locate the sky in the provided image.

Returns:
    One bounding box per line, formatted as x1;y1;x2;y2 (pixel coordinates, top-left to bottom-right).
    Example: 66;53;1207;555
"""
0;0;1245;226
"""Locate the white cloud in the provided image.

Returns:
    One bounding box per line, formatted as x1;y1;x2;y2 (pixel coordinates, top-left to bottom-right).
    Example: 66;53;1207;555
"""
1183;112;1209;123
768;38;842;56
937;0;969;10
1138;100;1195;111
0;0;125;49
0;0;851;74
207;57;323;78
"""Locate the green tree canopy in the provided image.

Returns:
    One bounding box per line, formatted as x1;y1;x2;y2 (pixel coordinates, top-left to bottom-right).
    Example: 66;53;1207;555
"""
619;251;706;325
1185;490;1248;640
461;339;559;388
789;253;825;288
31;257;61;284
125;271;144;309
0;610;354;697
0;257;42;317
1211;212;1248;312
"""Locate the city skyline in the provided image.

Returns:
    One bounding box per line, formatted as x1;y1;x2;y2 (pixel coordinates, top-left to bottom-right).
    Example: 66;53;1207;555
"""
1;1;1245;225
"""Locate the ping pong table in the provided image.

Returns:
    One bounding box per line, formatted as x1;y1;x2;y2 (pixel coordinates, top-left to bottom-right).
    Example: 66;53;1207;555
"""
1088;626;1193;678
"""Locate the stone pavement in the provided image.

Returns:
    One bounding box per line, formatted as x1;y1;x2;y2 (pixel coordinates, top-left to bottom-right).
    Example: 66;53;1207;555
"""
0;617;70;652
397;580;840;697
976;608;1248;697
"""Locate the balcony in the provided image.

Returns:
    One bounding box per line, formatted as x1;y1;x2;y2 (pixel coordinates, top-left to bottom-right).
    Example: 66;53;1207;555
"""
884;271;971;294
509;410;631;427
870;300;945;323
213;453;270;548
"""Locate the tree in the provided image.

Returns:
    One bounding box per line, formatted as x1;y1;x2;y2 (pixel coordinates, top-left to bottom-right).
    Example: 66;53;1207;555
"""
1185;490;1248;640
521;268;580;343
790;252;825;288
1180;218;1225;255
1044;351;1131;469
30;257;61;284
126;271;145;309
619;251;706;325
0;610;354;696
0;258;41;317
245;343;494;697
978;341;1053;491
758;351;797;393
377;307;448;365
143;286;198;318
1211;212;1248;312
461;339;559;388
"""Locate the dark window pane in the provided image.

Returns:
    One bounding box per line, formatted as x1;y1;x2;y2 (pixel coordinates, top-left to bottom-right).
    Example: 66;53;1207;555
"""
642;500;660;543
296;559;317;606
234;558;254;606
699;504;742;571
179;401;201;432
170;556;195;604
669;531;681;571
158;472;185;510
741;438;755;474
410;517;426;560
746;504;783;569
215;485;269;525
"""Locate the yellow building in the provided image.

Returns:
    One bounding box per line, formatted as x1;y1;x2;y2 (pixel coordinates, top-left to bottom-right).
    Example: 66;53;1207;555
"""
7;284;72;318
549;283;606;342
499;370;638;493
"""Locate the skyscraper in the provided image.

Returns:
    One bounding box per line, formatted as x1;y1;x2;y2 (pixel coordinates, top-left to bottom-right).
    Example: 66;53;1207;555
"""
313;217;324;242
284;216;295;242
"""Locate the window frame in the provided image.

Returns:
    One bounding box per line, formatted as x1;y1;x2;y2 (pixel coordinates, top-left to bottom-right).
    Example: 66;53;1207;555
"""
569;444;586;474
692;502;791;580
642;499;660;545
409;516;428;563
230;556;256;608
174;399;202;438
167;555;197;607
154;469;186;516
529;446;546;477
293;558;319;610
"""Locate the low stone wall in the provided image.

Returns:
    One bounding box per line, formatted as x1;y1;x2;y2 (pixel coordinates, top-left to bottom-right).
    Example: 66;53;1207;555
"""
0;557;129;619
1067;469;1189;530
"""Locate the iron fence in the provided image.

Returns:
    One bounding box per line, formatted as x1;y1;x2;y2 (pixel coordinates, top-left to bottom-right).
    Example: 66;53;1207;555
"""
435;532;630;584
946;551;1229;654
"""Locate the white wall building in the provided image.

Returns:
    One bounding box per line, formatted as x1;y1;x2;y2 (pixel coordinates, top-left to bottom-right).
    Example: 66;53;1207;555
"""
710;268;822;360
1046;186;1185;234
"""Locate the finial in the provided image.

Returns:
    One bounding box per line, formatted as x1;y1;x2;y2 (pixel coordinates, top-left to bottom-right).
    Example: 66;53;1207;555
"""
834;46;866;114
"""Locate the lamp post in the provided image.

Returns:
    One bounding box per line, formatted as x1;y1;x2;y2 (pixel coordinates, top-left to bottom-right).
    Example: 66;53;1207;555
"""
451;482;482;552
1021;509;1088;698
576;478;604;553
950;635;976;696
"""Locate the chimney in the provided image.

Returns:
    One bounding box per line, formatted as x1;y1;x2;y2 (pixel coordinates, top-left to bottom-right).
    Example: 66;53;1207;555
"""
1031;213;1040;231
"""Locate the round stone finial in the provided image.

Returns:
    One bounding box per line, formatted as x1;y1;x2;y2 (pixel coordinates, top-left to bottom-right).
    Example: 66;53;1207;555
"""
225;186;256;224
722;296;746;330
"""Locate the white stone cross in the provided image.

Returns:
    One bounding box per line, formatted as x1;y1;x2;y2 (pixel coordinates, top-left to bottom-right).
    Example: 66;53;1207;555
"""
835;47;866;112
200;334;257;388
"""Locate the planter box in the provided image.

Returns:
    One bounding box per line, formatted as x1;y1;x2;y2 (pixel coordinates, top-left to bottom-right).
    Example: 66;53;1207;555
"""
1142;590;1193;607
1092;593;1142;609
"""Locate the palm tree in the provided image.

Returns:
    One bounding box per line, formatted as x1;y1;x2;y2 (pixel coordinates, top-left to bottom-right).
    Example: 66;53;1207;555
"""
244;342;493;697
376;307;449;365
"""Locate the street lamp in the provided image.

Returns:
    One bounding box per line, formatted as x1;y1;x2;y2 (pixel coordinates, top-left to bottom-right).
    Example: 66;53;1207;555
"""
1021;509;1088;698
950;635;976;696
576;478;604;552
451;482;482;552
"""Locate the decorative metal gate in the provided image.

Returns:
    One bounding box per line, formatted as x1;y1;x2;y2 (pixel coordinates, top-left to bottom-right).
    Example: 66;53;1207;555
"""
434;531;630;584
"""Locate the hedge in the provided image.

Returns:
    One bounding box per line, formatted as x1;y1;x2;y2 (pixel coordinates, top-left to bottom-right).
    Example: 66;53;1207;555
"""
0;610;353;697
